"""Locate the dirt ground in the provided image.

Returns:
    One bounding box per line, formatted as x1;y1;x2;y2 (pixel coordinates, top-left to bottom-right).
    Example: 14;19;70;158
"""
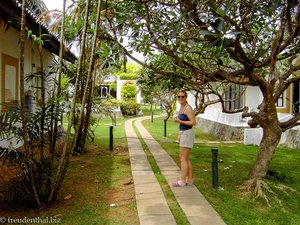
0;145;139;225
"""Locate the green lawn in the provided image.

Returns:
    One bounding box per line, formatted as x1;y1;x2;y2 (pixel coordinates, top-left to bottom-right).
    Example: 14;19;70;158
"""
142;116;300;225
7;109;299;225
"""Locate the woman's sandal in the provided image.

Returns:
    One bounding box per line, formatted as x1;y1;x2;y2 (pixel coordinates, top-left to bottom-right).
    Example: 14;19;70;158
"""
186;182;193;187
172;181;186;187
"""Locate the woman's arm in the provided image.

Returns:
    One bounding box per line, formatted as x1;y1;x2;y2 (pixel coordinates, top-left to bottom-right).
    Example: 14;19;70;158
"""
175;105;195;126
186;106;196;126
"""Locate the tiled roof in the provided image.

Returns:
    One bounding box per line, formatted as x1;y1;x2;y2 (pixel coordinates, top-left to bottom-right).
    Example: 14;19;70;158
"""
0;0;77;63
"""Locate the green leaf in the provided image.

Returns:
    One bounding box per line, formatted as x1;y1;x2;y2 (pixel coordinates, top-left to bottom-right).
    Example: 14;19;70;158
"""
199;30;219;37
216;38;225;56
227;31;241;36
143;34;150;42
174;20;181;34
216;8;226;17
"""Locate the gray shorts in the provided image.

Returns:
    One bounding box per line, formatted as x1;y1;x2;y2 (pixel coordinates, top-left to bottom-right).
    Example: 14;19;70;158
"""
179;129;195;148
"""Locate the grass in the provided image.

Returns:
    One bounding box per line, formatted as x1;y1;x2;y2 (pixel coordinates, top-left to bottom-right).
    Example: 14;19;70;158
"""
142;116;300;225
2;106;300;225
57;117;138;225
2;117;139;225
139;104;163;117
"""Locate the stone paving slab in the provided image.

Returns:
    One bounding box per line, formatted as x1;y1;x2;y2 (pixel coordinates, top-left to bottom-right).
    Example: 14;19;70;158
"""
125;119;176;225
134;118;227;225
139;215;177;225
137;198;173;215
187;216;227;225
134;183;163;195
135;191;166;200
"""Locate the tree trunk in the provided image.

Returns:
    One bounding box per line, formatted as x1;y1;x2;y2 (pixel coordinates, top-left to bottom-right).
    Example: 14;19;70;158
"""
248;124;281;180
20;0;41;208
48;0;91;203
50;0;66;157
81;69;96;148
37;42;46;189
48;0;66;203
244;98;282;192
71;0;102;153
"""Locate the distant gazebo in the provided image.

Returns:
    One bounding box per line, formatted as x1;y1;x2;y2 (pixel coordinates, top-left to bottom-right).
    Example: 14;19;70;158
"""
97;75;141;117
116;76;141;103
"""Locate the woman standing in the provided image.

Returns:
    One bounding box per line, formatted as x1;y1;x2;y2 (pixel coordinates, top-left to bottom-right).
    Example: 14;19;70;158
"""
173;89;196;187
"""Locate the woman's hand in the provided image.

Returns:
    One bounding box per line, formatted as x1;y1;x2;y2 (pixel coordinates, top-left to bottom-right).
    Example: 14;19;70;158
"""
174;117;180;123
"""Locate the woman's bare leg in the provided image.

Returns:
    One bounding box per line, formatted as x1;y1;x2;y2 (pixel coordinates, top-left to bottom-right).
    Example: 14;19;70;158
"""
187;160;192;183
179;147;191;184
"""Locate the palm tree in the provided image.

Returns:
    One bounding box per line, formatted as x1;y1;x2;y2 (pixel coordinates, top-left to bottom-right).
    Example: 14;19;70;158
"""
25;0;48;16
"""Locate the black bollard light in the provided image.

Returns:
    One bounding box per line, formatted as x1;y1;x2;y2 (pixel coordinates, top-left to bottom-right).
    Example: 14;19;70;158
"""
164;119;167;137
211;148;219;189
109;126;114;151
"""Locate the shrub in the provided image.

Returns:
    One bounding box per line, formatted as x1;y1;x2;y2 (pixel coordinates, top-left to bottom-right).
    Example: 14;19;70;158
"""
121;82;136;101
120;101;141;116
100;98;119;108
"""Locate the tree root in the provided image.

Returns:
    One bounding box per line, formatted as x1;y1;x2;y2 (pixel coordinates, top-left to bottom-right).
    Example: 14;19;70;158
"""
273;183;299;195
240;178;299;207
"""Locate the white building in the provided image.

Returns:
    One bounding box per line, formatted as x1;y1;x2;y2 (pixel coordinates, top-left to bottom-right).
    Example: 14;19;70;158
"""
0;0;76;148
191;80;300;148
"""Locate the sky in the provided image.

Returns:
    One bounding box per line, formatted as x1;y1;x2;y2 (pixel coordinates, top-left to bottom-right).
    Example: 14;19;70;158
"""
43;0;64;10
42;0;144;62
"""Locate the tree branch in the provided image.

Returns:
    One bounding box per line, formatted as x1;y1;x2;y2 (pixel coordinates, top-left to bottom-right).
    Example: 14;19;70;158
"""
179;0;207;27
269;11;286;75
143;4;207;81
280;113;300;131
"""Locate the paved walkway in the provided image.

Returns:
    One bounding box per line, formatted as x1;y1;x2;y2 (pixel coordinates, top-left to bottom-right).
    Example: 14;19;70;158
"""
125;117;227;225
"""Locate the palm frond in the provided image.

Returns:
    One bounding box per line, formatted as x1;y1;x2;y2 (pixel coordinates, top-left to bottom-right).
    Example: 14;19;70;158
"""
0;110;22;140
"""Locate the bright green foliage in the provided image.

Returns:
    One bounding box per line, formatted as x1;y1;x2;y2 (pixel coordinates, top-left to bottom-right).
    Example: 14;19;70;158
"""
121;82;137;101
109;82;117;92
115;63;141;80
61;75;70;100
99;97;119;108
120;101;141;116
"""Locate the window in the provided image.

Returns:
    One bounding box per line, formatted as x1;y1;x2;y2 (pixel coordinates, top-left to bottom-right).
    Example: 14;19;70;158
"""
276;92;285;107
97;85;110;98
1;54;19;111
292;82;299;113
224;84;244;111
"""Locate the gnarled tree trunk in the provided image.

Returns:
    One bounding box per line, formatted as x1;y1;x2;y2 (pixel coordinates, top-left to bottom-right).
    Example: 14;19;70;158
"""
244;96;282;195
248;124;281;181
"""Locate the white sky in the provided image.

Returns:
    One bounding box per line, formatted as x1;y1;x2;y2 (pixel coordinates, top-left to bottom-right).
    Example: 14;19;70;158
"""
43;0;64;10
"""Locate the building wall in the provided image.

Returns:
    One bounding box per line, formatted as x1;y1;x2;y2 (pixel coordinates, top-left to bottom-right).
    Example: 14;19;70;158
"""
0;24;54;148
190;84;300;149
244;86;263;112
0;24;53;111
196;117;245;141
